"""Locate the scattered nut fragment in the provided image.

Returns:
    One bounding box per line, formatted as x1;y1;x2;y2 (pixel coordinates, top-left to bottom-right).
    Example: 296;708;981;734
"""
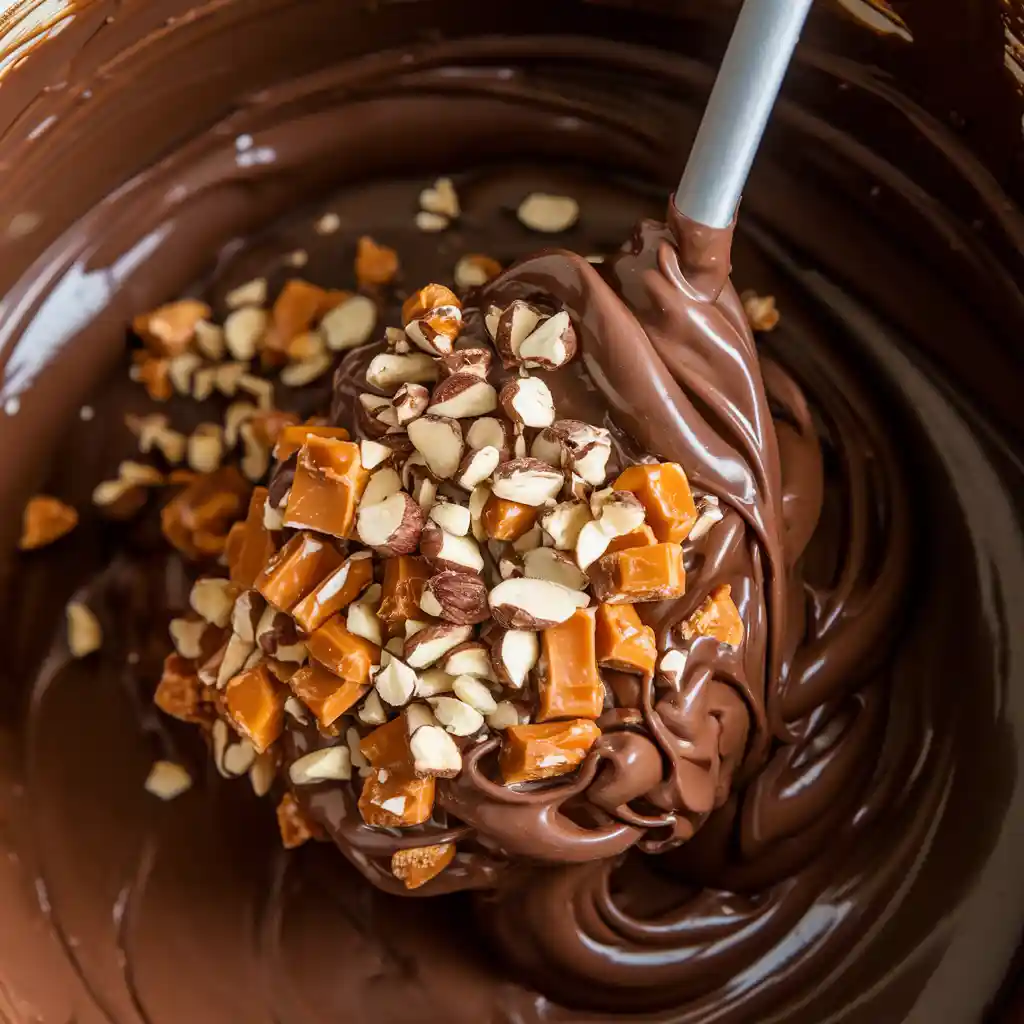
421;570;490;625
657;648;688;689
280;352;333;388
689;494;724;541
415;211;449;233
500;376;555;428
66;601;102;657
394;382;430;425
575;518;611;570
187;423;225;474
406;305;463;357
523;547;587;591
488;577;588;630
519;311;578;369
427;695;484;736
289;746;352;785
144;761;193;801
225;278;268;309
439;348;493;380
428;374;497;419
355;236;399;288
407;415;464;480
19;495;78;550
404;621;473;669
420;523;485;574
486;627;539;689
454;254;502;290
168;351;203;395
680;584;744;647
456;446;501;490
224;306;268;360
516;193;579;234
419;177;460;219
365;352;439;392
212;720;257;778
491;458;564;507
358;491;425;556
540;500;592;551
315;212;341;235
195;320;226;361
190;577;237;627
741;291;780;332
494;300;543;367
322;294;377;352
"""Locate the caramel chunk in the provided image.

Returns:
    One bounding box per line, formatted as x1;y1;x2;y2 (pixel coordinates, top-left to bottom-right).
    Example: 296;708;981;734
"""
391;843;456;890
605;523;657;554
255;530;343;611
536;609;603;721
358;717;435;827
161;466;250;560
225;663;286;753
402;284;460;325
266;279;328;357
289;660;369;728
681;584;744;647
226;486;277;589
277;792;322;849
614;463;697;543
589;543;686;604
499;720;601;785
378;556;431;637
306;615;380;685
273;424;351;462
131;352;172;401
19;495;78;550
132;299;211;357
595;604;657;675
154;653;209;724
482;495;538;541
284;437;368;539
355;236;399;288
292;553;374;633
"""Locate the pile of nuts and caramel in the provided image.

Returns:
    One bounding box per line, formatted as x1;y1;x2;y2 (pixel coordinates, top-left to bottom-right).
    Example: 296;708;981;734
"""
147;276;742;891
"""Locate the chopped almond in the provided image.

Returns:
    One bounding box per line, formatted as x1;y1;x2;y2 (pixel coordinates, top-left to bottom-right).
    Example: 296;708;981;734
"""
589;543;686;605
391;843;456;890
273;424;351;461
355;236;399;288
132;299;211;357
226;486;277;589
19;495;78;550
277;792;322;849
292;553;374;633
499;719;601;785
378;556;431;637
289;660;369;728
357;717;435;827
613;463;697;543
482;495;538;542
160;466;251;560
605;523;657;554
305;615;380;686
536;609;603;721
255;530;343;611
284;437;368;539
225;663;286;753
681;584;744;647
595;604;657;675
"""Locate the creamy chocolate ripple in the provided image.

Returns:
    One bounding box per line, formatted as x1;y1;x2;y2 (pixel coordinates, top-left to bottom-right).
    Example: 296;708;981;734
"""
0;4;1023;1024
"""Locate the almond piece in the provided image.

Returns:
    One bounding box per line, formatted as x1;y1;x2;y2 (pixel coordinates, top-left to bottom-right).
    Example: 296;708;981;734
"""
322;294;377;351
441;641;496;680
347;595;384;647
591;488;646;537
415;668;456;698
360;467;403;508
657;648;688;689
404;622;473;669
280;352;332;388
372;651;418;706
575;519;612;570
224;307;268;361
407;415;464;480
428;374;498;419
405;305;462;356
358;393;401;436
66;602;102;658
225;277;268;309
455;446;501;490
439;348;493;380
466;416;514;459
453;254;502;290
488;577;588;630
190;578;237;628
394;382;430;425
19;495;78;550
409;724;462;778
491;458;563;507
169;617;208;659
365;352;438;392
195;320;226;360
145;761;193;801
427;696;484;736
289;746;352;785
428;499;471;537
419;177;460;219
419;522;485;574
516;193;579;233
689;494;724;541
540;500;592;550
494;300;543;367
358;492;425;556
523;547;588;590
358;689;388;726
421;570;489;625
499;377;555;428
187;423;225;474
487;701;522;731
452;674;497;714
486;627;539;689
519;311;578;369
360;439;395;471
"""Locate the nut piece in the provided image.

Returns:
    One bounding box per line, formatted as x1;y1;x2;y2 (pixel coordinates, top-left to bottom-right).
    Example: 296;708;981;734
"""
224;663;286;753
689;494;724;541
355;236;399;288
534;421;612;486
360;467;402;509
290;660;370;728
499;377;555;428
365;352;439;392
441;641;495;680
225;277;268;309
256;531;343;611
536;609;603;721
190;577;237;627
406;305;462;356
277;792;322;849
306;615;381;686
144;761;193;801
394;382;430;425
657;648;689;689
499;719;600;785
595;604;657;676
373;651;418;707
407;415;464;480
614;464;697;543
428;374;498;419
357;492;425;556
66;601;102;657
187;423;225;474
419;522;485;574
132;299;211;356
378;556;431;636
421;570;490;625
289;746;352;785
488;577;589;630
540;501;592;551
20;496;78;550
402;284;461;325
428;499;471;537
494;300;543;367
408;719;463;778
486;627;539;689
589;543;687;605
358;716;436;827
427;695;484;736
523;547;588;591
224;306;268;361
284;437;369;539
456;446;501;490
591;488;646;538
680;584;744;647
741;291;780;332
439;348;493;380
453;674;497;714
321;294;377;351
454;254;502;290
519;311;578;369
292;551;374;633
416;211;449;233
419;177;460;219
516;193;580;233
491;458;564;507
574;519;611;571
391;842;457;890
404;622;473;669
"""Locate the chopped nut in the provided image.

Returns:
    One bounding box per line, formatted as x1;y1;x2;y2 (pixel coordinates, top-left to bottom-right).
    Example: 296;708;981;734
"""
487;701;522;731
237;371;274;408
689;494;724;541
403;621;473;669
591;488;646;538
249;750;278;797
614;463;697;543
494;300;543;367
292;551;374;633
355;236;399;288
680;584;744;647
421;570;490;625
439;348;493;381
281;352;333;388
590;543;687;604
516;193;579;233
127;413;187;464
19;495;77;550
488;577;588;630
194;320;226;361
277;792;321;849
133;299;211;357
357;492;425;556
256;530;343;611
486;627;539;689
402;285;461;326
482;495;538;542
574;518;611;570
168;351;203;395
540;500;592;551
427;695;484;736
144;761;193;801
428;499;471;537
360;467;403;509
224;306;268;361
453;254;502;290
519;311;577;370
452;674;497;714
657;648;688;689
499;719;599;785
420;522;485;574
523;547;587;590
428;374;497;419
224;663;286;753
491;458;564;507
415;211;449;233
393;382;430;425
289;660;369;728
441;641;495;680
373;650;418;706
322;294;377;352
595;604;657;675
419;177;460;219
289;746;352;785
406;306;462;357
365;351;439;392
741;291;780;332
359;439;394;471
358;688;388;726
187;423;225;474
284;437;369;538
456;446;501;490
225;278;268;309
499;377;555;428
407;415;464;480
347;593;384;647
306;615;380;687
66;601;102;658
189;577;237;627
212;720;256;778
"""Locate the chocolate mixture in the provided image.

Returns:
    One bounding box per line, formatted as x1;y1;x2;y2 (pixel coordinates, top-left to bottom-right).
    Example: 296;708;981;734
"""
1;2;1024;1023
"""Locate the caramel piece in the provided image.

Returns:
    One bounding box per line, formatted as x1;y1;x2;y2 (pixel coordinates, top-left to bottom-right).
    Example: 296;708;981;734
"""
266;279;327;355
277;792;322;849
306;615;380;685
226;486;277;589
255;530;343;611
154;653;210;724
499;720;601;785
356;236;399;288
19;495;78;550
273;424;351;461
391;843;456;890
358;717;435;827
161;466;250;560
132;299;211;357
681;584;744;647
292;553;374;633
289;660;368;728
247;410;301;449
537;609;603;721
131;352;172;401
482;495;538;541
605;523;657;554
284;437;368;539
402;284;460;325
595;604;657;676
590;543;686;605
614;463;697;543
225;663;286;753
378;556;431;637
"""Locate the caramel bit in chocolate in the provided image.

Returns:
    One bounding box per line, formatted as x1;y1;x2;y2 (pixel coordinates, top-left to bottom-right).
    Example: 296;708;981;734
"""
132;299;212;357
355;236;400;288
482;495;538;542
613;463;697;544
605;523;657;554
161;466;251;560
226;486;278;589
225;663;287;753
283;437;369;538
590;542;686;604
536;609;604;721
401;283;460;326
305;615;381;687
499;719;601;785
265;279;328;359
289;660;369;729
741;291;780;332
276;792;322;850
681;584;744;647
595;604;657;676
391;843;456;890
19;495;78;550
255;530;344;611
155;653;210;724
357;716;435;827
453;254;502;290
378;556;431;637
273;424;351;462
292;551;374;633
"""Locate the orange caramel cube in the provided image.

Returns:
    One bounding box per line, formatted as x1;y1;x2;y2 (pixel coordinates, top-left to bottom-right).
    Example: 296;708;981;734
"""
614;463;697;543
537;609;604;721
499;720;601;785
273;424;351;462
266;279;328;356
154;654;208;724
590;543;686;605
224;664;286;753
595;604;657;676
255;530;343;611
482;495;538;541
289;660;369;728
605;523;657;554
402;284;460;325
378;556;431;637
306;615;380;685
358;717;435;828
391;843;456;890
292;552;374;633
681;584;744;647
226;486;278;589
355;236;400;288
276;792;322;849
161;466;250;560
284;437;368;539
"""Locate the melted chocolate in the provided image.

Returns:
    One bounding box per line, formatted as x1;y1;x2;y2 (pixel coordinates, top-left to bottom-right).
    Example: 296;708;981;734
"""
1;2;1023;1023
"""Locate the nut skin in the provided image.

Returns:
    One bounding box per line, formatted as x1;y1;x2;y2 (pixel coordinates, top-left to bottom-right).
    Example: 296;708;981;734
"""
438;348;493;380
424;571;490;625
358;492;425;557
